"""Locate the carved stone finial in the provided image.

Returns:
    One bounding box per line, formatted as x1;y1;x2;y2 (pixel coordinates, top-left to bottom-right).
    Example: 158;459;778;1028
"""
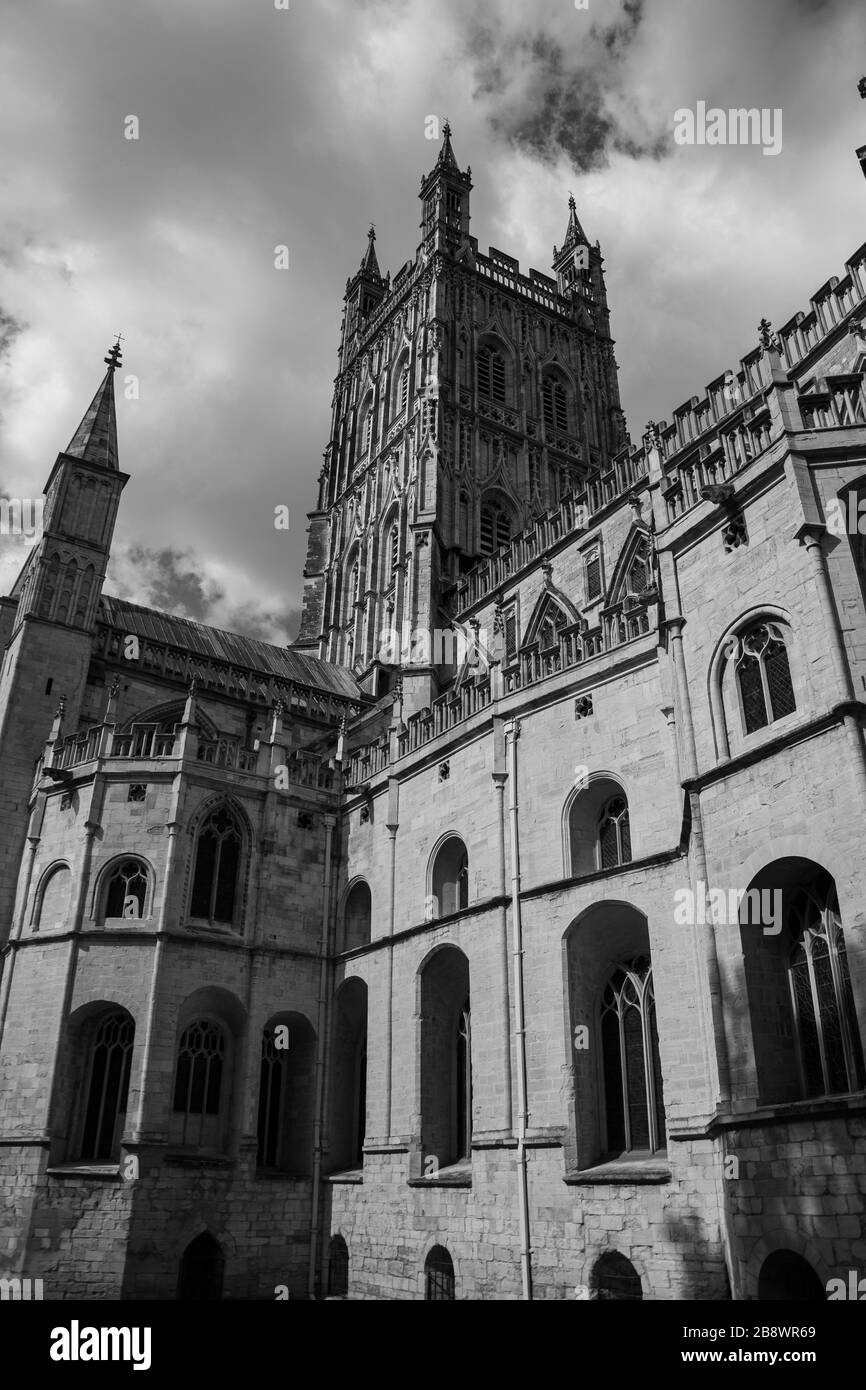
758;317;780;353
858;75;866;100
109;674;121;698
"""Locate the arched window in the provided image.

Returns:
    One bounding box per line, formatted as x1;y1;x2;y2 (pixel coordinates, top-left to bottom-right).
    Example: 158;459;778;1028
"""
177;1232;224;1301
477;345;506;403
598;796;631;870
38;553;60;618
480;499;512;556
536;601;569;651
591;1252;642;1301
78;1009;135;1162
388;524;399;584
172;1018;226;1146
33;863;71;930
601;958;665;1155
399;365;410;416
430;836;469;919
255;1014;316;1174
331;980;368;1173
455;999;472;1162
55;559;78;624
788;879;863;1097
425;1246;455;1301
190;806;242;927
626;541;651;595
360;397;374;457
328;1236;349;1298
733;620;796;733
104;859;149;920
542;376;568;434
343;880;372;951
419;947;471;1169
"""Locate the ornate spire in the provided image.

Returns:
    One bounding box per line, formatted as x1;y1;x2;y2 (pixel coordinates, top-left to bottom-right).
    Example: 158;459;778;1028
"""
64;339;122;470
438;118;459;169
554;193;588;261
359;224;381;277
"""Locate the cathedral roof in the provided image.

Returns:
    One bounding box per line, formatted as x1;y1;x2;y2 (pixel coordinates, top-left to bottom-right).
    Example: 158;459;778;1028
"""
64;343;122;470
98;595;362;700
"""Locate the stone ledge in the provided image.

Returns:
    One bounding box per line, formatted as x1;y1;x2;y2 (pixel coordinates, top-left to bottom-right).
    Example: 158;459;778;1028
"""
325;1170;363;1185
46;1164;124;1182
564;1160;672;1186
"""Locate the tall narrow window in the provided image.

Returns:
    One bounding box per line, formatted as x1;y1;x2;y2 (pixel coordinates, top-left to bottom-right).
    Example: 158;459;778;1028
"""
431;837;470;918
399;367;410;415
543;377;568;433
598;796;631;870
190;807;242;926
79;1010;134;1161
362;408;373;457
477;346;506;403
173;1020;225;1133
601;958;665;1155
257;1025;288;1169
788;880;864;1097
104;859;149;919
585;548;602;601
455;999;472;1160
480;501;512;556
425;1246;456;1301
389;525;399;584
735;621;795;733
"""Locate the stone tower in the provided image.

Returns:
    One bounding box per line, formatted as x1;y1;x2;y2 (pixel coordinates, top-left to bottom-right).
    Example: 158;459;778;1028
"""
0;345;128;931
296;125;627;713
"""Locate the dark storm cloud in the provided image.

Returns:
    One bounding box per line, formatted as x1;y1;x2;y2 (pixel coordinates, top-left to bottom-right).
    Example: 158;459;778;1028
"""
468;2;664;172
1;0;866;638
126;546;221;622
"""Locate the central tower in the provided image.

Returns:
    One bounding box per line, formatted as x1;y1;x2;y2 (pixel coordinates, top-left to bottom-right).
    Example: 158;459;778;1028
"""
297;126;627;712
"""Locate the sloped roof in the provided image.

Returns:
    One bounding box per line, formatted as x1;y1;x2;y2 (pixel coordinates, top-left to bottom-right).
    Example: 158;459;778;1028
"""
98;594;361;701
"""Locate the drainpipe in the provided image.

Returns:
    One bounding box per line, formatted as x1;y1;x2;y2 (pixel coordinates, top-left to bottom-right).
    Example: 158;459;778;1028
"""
504;719;532;1301
492;719;513;1132
308;812;336;1300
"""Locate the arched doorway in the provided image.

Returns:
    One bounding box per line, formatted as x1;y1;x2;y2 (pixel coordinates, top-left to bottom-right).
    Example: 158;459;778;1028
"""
177;1232;225;1300
758;1250;825;1301
591;1251;642;1300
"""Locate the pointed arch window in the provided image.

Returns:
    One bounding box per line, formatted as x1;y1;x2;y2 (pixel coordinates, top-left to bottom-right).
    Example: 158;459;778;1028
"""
734;621;795;734
480;500;512;556
601;958;665;1155
584;547;602;602
104;859;149;919
190;806;242;927
598;795;631;870
543;376;568;434
477;346;506;403
38;554;61;618
362;407;373;457
388;524;399;584
79;1009;135;1162
328;1236;349;1298
399;366;410;416
537;601;569;651
788;881;864;1097
455;999;472;1161
172;1019;226;1143
627;541;651;595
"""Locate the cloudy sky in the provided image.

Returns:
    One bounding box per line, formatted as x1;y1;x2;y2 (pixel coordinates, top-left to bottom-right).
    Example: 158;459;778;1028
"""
1;0;865;644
